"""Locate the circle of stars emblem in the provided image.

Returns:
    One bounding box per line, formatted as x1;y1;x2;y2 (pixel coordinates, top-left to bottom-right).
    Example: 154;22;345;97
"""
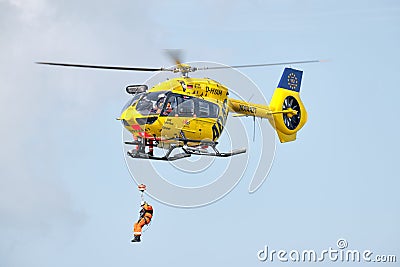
287;73;298;90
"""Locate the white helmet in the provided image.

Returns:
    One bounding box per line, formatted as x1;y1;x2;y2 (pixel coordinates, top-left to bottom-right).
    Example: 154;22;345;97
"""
140;201;145;206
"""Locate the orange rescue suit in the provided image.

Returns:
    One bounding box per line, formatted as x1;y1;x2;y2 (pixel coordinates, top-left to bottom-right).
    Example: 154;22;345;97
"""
133;203;153;236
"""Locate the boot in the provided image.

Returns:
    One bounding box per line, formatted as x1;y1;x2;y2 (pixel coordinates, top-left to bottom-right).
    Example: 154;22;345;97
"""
131;235;141;242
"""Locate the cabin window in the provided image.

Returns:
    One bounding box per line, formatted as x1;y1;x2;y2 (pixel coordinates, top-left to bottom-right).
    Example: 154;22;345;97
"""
177;96;195;117
160;93;219;118
209;102;219;118
197;99;219;118
198;101;209;117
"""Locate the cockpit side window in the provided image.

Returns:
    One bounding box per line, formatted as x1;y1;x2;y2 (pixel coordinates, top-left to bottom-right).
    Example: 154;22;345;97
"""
136;91;167;115
161;95;177;116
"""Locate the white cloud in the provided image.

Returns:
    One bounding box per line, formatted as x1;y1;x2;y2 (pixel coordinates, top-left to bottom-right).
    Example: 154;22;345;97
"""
1;0;51;21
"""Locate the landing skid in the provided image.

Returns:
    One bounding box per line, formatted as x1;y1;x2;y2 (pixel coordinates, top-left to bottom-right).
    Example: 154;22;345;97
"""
125;140;246;161
182;146;246;157
127;146;191;161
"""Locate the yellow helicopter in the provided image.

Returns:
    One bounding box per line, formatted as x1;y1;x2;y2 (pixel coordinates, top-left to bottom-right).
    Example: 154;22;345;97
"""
37;57;320;161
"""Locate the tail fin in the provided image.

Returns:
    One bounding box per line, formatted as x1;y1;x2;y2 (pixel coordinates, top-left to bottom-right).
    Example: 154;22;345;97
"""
278;68;303;92
269;68;308;143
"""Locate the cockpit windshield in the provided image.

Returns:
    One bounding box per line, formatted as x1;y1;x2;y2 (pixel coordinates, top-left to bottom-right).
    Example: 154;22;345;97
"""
121;93;144;114
136;91;167;116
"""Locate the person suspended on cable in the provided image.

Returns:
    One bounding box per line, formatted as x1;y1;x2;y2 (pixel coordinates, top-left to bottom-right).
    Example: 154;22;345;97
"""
131;200;153;242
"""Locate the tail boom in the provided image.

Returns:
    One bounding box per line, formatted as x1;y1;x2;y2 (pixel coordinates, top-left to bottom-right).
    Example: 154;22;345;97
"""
229;67;308;143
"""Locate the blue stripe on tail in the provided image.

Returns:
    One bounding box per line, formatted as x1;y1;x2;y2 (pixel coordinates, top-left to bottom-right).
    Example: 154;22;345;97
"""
278;68;303;92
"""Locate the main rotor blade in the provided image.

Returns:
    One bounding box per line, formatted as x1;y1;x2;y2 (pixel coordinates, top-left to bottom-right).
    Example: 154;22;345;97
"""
202;60;324;70
36;62;171;72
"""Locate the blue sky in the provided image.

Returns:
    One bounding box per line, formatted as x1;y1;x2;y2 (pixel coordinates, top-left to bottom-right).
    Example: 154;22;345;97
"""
1;0;399;266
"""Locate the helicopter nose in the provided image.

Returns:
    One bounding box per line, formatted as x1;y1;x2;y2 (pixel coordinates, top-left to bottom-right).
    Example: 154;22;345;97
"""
120;107;133;120
117;112;125;121
118;108;131;125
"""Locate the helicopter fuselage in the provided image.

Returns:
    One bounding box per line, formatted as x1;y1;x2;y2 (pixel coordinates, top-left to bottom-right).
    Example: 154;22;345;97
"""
119;77;230;147
36;60;313;160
